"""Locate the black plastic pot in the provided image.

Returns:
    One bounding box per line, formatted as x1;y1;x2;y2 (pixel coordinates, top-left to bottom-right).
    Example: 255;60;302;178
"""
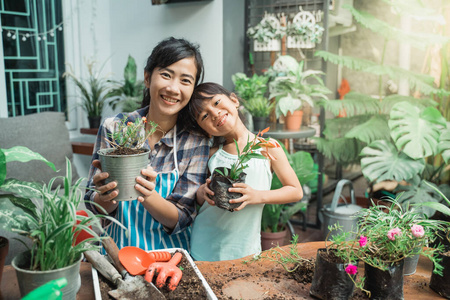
88;116;101;129
310;248;356;300
252;116;268;132
364;260;404;300
430;250;450;299
209;167;246;212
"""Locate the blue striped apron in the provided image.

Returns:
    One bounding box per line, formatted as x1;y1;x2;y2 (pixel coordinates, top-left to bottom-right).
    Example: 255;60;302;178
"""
104;128;191;251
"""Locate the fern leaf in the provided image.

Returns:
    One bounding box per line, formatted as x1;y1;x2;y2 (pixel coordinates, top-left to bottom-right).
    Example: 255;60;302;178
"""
314;137;364;165
315;51;377;71
380;94;437;113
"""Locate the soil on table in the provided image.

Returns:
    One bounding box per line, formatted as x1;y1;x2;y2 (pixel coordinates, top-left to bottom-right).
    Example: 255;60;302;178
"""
98;251;207;299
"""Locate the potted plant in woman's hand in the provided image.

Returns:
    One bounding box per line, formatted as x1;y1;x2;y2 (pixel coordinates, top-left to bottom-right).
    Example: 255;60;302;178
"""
0;146;124;299
97;116;158;201
268;56;331;130
209;128;280;212
64;59;115;128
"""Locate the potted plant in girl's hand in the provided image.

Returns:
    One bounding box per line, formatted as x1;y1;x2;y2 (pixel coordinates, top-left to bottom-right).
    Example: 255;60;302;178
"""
209;127;280;212
64;59;115;129
324;195;450;299
97;116;159;201
268;57;331;130
0;146;124;298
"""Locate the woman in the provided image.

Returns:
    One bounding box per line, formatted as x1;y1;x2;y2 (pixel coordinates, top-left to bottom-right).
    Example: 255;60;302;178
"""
85;37;209;251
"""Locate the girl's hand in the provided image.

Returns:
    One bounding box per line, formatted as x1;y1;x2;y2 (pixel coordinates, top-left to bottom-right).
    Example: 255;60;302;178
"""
136;165;158;203
228;183;261;211
197;178;215;206
92;160;119;205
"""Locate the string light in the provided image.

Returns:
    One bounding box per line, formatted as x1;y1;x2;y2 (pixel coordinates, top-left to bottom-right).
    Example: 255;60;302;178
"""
3;21;63;42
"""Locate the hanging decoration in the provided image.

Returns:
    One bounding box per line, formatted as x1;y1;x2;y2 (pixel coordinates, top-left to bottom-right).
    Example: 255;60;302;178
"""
286;9;324;49
2;21;63;42
247;12;285;52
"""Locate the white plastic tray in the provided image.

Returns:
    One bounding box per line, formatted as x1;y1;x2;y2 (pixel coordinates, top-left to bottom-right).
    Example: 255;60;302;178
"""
91;248;217;300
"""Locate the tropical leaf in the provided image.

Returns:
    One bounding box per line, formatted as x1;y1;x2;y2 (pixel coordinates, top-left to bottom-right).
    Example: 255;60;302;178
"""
315;51;377;72
360;140;425;182
346;5;449;50
323;115;375;139
389;102;445;159
0;178;44;199
438;124;450;164
315;137;364;165
321;92;381;117
346;115;391;144
379;94;437;114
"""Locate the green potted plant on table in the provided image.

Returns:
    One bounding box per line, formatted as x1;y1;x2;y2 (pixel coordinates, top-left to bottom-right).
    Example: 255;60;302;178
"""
0;146;123;299
321;195;450;299
261;142;316;250
97;115;158;201
107;55;145;113
64;59;115;128
231;72;273;131
268;56;331;130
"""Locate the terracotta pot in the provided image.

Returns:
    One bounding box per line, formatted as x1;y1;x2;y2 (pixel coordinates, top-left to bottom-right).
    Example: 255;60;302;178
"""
261;229;287;251
0;236;8;285
284;111;303;130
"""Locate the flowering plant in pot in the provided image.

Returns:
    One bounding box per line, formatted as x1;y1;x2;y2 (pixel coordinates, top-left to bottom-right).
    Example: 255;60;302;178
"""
329;195;450;299
97;116;158;201
209;127;280;212
0;146;124;298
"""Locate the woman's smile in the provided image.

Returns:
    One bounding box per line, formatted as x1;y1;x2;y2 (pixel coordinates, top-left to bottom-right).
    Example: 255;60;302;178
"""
161;95;180;104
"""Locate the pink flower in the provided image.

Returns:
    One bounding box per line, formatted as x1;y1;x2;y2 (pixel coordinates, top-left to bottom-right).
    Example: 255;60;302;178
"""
411;224;424;238
387;227;402;241
345;264;358;275
359;236;367;247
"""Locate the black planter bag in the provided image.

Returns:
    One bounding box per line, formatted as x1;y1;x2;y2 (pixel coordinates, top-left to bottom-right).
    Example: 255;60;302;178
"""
310;248;356;300
430;249;450;299
209;167;246;212
364;260;404;300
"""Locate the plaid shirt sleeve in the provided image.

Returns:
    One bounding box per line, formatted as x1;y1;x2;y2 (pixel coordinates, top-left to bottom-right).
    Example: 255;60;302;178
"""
164;132;209;235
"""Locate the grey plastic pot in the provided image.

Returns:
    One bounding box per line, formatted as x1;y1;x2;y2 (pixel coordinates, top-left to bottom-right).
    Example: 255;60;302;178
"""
98;148;150;201
12;251;82;299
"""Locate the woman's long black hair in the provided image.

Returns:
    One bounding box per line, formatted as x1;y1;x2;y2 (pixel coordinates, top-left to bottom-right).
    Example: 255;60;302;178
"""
141;37;204;130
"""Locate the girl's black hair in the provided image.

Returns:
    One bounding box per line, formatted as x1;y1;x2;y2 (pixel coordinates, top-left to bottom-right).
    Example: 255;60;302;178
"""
141;37;204;129
187;82;247;143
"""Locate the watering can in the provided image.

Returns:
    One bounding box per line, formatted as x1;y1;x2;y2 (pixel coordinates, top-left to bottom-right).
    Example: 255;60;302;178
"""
319;179;362;240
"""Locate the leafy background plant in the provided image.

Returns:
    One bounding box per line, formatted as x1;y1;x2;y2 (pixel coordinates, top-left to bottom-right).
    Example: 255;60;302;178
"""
313;1;450;214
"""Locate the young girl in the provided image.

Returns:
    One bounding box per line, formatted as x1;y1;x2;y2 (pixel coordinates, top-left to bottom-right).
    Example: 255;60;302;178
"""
188;82;303;261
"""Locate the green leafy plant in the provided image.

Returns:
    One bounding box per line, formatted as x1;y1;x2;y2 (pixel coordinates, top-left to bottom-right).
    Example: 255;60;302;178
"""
247;15;286;43
0;146;125;271
108;116;158;152
262;142;316;233
313;2;450;212
215;128;281;181
64;59;115;118
328;195;450;296
108;55;145;112
286;21;324;44
231;72;274;118
268;57;331;118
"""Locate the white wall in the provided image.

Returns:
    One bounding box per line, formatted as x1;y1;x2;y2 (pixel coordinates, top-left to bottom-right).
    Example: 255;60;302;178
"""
63;0;225;178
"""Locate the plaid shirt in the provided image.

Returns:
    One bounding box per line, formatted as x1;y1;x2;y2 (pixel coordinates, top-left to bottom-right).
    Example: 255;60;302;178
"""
85;106;209;234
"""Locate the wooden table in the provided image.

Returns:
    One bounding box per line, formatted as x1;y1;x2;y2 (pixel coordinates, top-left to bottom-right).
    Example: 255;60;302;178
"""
1;242;444;299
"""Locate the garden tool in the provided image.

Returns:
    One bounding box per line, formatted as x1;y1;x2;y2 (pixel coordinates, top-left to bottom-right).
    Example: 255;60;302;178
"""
145;252;183;291
101;237;166;299
118;245;172;275
84;250;166;300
